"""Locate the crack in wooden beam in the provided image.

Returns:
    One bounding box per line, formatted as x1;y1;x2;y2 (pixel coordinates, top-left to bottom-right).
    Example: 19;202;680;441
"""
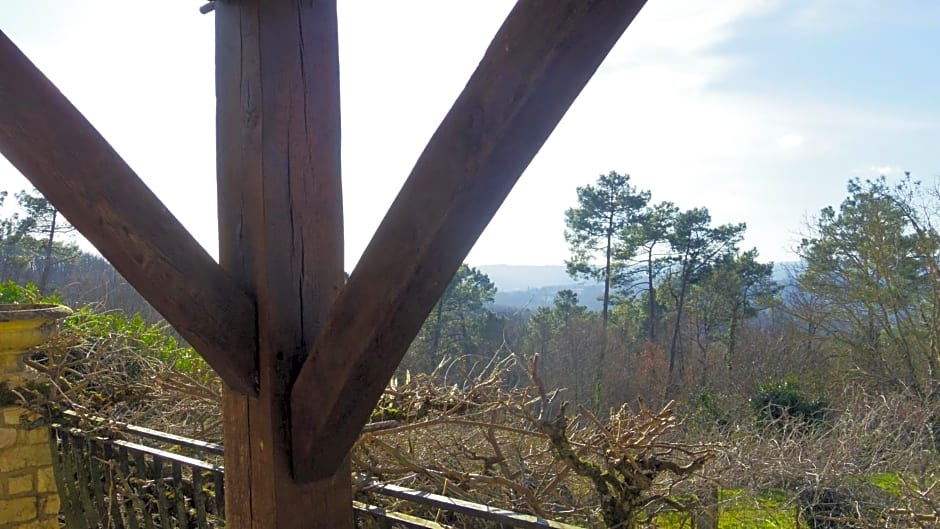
0;30;258;395
290;0;648;481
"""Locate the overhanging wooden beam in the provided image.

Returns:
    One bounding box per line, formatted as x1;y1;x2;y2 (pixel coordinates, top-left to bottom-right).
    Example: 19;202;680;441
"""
291;0;647;481
0;30;257;394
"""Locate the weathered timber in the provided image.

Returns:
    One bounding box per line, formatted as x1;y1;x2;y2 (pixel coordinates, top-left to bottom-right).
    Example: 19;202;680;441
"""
215;1;351;528
51;422;227;529
353;502;447;529
0;30;257;394
365;481;584;529
290;0;647;481
61;409;225;455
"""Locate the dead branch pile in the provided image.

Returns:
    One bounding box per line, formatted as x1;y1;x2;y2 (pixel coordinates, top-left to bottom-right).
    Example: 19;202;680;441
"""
353;355;716;528
16;309;223;440
714;387;940;528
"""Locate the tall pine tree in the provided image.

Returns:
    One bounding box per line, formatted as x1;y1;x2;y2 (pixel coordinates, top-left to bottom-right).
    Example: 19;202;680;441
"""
565;171;649;330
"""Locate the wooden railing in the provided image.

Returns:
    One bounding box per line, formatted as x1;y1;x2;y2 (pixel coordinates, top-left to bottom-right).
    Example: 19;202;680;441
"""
50;415;580;529
51;420;225;529
354;480;580;529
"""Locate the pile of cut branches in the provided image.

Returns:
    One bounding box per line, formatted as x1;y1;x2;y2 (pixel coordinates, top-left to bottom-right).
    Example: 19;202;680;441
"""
15;307;222;440
354;355;717;528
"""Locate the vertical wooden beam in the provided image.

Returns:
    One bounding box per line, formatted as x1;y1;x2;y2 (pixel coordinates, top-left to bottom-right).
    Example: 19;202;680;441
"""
216;1;351;528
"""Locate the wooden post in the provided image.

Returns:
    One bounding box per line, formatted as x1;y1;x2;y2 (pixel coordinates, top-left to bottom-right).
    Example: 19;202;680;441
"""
215;1;351;528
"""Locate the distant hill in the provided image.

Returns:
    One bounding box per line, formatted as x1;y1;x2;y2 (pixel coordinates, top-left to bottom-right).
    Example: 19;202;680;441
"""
491;283;606;311
477;265;577;292
477;262;801;310
477;265;604;310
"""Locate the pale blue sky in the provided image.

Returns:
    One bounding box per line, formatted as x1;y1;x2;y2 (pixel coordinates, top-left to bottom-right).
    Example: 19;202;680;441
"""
1;1;938;268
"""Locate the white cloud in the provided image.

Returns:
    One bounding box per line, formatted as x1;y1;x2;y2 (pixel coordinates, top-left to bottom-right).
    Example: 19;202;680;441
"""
852;165;903;177
620;0;780;55
790;0;940;33
777;134;804;149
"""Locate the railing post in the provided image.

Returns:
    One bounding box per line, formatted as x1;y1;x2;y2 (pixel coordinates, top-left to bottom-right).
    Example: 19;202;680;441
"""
0;303;71;529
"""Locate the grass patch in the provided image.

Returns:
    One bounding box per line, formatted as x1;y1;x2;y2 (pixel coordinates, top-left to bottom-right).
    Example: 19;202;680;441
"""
865;472;903;497
719;489;795;529
654;489;796;529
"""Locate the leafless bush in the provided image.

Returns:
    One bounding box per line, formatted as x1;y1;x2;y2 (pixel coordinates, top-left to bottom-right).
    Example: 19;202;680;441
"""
354;354;716;528
16;310;223;440
713;387;940;527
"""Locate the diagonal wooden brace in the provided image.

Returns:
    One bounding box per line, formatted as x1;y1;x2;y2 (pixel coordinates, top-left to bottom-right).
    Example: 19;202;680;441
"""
0;30;257;394
290;0;648;481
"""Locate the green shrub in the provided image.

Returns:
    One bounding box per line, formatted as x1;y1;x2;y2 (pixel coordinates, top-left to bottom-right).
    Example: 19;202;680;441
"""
63;307;206;374
751;378;827;426
0;280;53;303
695;391;731;428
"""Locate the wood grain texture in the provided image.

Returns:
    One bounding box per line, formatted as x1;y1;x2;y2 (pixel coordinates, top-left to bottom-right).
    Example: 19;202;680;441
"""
291;0;648;481
215;1;352;527
0;29;257;394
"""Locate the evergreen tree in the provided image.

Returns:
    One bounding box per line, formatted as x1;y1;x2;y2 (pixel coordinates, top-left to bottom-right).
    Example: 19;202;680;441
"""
565;171;649;331
524;290;599;406
623;201;677;342
798;176;940;396
683;249;778;386
14;188;78;293
664;208;744;387
406;264;498;373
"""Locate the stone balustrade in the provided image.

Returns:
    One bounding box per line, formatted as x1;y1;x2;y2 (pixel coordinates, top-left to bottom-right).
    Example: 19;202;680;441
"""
0;304;71;529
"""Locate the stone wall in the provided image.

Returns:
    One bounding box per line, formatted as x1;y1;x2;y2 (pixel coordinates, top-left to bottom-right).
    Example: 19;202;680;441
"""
0;406;59;529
